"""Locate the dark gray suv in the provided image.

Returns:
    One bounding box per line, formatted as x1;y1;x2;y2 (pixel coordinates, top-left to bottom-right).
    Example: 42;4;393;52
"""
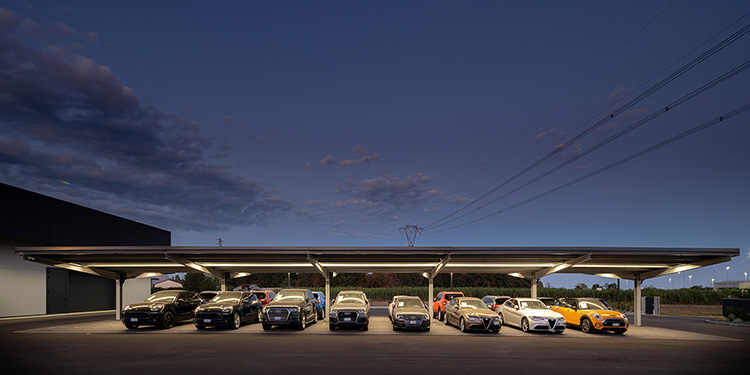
329;290;370;331
260;289;318;330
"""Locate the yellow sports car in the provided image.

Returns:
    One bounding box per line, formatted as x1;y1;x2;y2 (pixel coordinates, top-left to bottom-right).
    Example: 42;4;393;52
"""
550;298;628;334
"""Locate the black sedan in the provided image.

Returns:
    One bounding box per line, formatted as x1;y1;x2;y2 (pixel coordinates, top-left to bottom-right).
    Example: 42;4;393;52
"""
194;291;263;329
122;290;203;329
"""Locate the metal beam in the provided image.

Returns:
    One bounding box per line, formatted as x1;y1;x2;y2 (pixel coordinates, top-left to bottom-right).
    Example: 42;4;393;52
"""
534;254;591;278
164;255;224;279
428;255;451;278
638;257;733;280
307;255;329;278
634;274;642;326
27;256;118;279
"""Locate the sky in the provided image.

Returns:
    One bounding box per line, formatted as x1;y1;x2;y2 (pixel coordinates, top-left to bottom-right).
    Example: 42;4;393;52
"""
1;0;749;289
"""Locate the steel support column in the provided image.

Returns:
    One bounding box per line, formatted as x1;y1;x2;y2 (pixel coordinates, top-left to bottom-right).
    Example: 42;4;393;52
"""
220;272;229;292
115;273;125;321
325;276;331;322
530;276;538;299
634;275;642;326
428;276;434;320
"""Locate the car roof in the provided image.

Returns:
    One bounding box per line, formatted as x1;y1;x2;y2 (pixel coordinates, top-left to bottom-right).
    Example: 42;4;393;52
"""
455;297;482;301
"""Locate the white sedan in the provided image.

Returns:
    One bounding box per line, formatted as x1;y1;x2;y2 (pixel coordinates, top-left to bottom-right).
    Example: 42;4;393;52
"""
498;298;566;333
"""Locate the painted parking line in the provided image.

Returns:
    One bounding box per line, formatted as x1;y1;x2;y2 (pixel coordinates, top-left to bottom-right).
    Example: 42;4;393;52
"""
13;316;739;341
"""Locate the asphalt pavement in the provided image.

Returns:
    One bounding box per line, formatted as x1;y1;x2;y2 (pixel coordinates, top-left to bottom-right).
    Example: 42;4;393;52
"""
1;308;747;374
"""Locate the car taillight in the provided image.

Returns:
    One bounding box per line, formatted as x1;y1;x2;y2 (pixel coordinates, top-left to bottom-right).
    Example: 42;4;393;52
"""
442;301;447;305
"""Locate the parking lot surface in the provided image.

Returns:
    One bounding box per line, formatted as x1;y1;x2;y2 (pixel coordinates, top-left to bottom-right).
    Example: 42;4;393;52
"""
2;308;748;374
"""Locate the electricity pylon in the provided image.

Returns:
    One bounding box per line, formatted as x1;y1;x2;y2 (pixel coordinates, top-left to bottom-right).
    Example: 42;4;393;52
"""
399;225;423;247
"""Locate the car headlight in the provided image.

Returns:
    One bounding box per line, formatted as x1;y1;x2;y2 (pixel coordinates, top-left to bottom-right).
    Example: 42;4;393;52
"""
621;314;628;322
557;317;565;323
124;305;132;311
290;307;299;312
530;316;545;321
593;313;602;320
221;306;233;313
357;309;366;314
261;306;268;314
196;306;205;312
467;315;481;321
421;314;430;319
331;309;338;315
150;304;164;312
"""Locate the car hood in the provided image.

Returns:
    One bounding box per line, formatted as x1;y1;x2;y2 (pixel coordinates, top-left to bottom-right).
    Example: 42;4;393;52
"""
126;302;171;311
393;307;428;316
586;310;626;318
521;309;563;318
462;310;498;319
331;301;367;309
265;301;302;309
198;303;237;311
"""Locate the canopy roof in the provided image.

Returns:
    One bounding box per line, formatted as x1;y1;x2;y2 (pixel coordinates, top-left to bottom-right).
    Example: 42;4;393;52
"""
16;246;738;282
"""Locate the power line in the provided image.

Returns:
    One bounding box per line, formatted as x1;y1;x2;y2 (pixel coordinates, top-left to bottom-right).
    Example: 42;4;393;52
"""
425;21;750;230
441;0;678;199
424;102;750;235
427;59;750;230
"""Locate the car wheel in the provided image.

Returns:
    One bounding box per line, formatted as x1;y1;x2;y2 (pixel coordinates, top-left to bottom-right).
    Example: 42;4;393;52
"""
433;310;438;319
498;313;504;326
124;323;138;330
257;311;263;322
424;327;430;332
161;311;175;329
298;313;307;330
439;310;445;321
521;317;529;333
231;313;241;329
613;329;626;335
312;310;318;324
459;317;466;332
262;323;271;331
361;323;368;331
392;325;398;331
491;329;500;334
580;317;593;334
195;324;205;330
329;324;336;331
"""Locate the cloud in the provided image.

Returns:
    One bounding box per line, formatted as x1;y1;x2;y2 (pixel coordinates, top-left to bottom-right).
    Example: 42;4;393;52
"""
319;155;338;166
0;8;292;231
336;174;441;208
339;145;380;168
605;86;626;101
533;128;565;142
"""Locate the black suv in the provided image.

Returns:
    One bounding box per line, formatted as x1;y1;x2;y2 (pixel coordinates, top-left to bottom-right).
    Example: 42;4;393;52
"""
329;290;370;331
122;290;203;329
260;289;318;330
194;291;262;329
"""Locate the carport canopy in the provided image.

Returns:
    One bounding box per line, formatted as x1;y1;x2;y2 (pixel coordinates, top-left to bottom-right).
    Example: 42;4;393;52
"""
16;246;739;326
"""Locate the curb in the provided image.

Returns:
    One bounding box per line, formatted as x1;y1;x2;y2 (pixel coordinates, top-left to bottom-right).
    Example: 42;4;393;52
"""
704;319;750;327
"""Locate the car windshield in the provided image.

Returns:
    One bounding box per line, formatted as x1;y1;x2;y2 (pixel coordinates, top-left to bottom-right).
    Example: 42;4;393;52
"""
210;292;242;303
396;299;424;309
274;291;305;301
145;291;179;303
519;300;547;309
495;297;509;304
252;292;267;299
578;300;610;310
444;293;462;301
336;293;365;303
458;300;487;309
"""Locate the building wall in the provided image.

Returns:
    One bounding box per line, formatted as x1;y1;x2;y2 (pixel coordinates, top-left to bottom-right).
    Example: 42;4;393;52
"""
0;183;171;318
0;239;46;317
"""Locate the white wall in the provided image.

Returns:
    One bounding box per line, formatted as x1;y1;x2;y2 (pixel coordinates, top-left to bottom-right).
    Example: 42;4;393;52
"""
0;239;47;317
123;277;151;307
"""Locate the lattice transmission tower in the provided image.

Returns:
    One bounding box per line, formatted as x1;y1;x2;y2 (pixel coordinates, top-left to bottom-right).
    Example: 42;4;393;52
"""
399;225;423;247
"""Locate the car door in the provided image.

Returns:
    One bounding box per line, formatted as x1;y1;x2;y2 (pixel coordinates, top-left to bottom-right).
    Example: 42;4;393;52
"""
304;290;315;321
241;293;260;322
505;299;522;327
554;299;575;324
174;293;192;320
446;299;459;325
433;293;443;312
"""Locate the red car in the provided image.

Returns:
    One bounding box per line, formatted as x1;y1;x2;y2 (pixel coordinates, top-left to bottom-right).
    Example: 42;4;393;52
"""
432;291;464;321
252;290;276;306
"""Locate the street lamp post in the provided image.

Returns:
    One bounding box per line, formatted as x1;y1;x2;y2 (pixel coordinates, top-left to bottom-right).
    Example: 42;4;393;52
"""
712;278;715;289
689;275;692;287
726;266;730;283
669;278;672;289
745;272;747;282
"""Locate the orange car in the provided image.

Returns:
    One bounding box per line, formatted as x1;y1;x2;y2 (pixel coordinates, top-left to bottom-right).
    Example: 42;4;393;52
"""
432;291;464;321
550;298;628;334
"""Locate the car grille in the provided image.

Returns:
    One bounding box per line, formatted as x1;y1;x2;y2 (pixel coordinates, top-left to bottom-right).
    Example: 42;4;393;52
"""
548;319;557;328
602;318;626;327
337;311;358;320
267;308;290;321
124;312;151;319
195;312;223;320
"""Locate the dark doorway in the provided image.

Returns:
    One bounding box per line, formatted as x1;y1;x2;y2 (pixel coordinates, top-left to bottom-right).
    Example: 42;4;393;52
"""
46;268;68;314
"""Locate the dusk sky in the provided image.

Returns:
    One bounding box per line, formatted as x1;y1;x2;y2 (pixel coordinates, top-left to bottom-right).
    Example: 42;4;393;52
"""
2;1;749;288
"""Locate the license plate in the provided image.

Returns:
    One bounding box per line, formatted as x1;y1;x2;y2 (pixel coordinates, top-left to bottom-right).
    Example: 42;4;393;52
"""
612;323;620;326
409;320;417;325
130;318;138;322
274;317;282;320
343;317;351;321
493;321;500;325
203;319;211;323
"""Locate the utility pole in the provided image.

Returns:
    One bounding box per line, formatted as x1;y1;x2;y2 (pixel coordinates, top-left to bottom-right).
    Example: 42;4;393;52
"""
217;238;223;247
399;225;423;247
